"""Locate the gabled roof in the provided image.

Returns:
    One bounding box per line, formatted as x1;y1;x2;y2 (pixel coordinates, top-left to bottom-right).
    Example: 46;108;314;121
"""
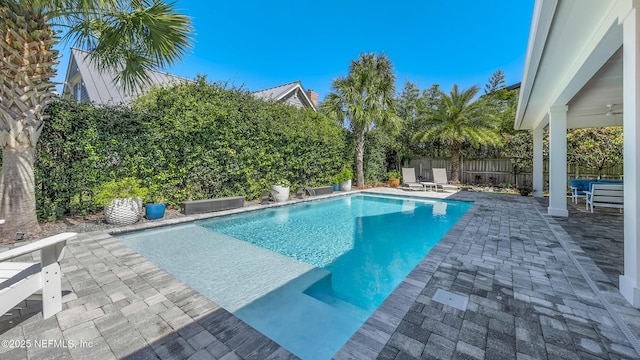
253;80;317;111
63;48;189;105
63;49;317;110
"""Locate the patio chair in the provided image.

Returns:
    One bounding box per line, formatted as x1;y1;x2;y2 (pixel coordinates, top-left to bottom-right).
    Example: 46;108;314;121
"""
401;168;425;191
0;232;76;319
432;168;460;192
585;183;623;213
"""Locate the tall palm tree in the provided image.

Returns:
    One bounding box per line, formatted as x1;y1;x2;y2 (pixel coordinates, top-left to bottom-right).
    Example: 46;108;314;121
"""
0;0;192;240
322;53;399;187
415;85;500;183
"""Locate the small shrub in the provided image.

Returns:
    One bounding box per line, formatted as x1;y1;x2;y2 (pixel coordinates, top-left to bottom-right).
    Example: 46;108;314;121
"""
94;178;149;206
336;167;354;182
273;179;291;187
386;170;401;180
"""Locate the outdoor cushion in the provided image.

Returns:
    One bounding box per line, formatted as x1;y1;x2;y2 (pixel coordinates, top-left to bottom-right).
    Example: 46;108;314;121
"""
597;179;623;185
585;180;624;202
589;179;623;193
569;179;592;194
570;179;623;194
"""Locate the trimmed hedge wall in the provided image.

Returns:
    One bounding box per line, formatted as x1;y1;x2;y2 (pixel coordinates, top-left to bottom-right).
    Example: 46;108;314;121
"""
37;79;348;221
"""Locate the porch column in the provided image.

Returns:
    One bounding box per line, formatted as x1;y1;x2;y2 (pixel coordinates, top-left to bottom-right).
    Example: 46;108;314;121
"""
620;3;640;308
547;105;568;217
532;125;544;198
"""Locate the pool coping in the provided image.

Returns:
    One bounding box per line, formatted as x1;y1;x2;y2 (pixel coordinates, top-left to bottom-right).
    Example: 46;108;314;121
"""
82;189;461;358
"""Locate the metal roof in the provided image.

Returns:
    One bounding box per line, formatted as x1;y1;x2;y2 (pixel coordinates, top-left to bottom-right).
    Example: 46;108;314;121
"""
63;49;316;111
253;80;316;111
63;48;189;105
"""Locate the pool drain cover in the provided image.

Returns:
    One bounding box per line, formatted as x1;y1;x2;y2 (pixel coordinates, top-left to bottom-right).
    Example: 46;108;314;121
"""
433;289;468;311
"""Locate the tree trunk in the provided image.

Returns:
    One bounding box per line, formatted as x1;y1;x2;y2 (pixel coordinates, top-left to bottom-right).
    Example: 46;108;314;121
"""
0;3;58;241
0;147;40;240
355;129;365;187
450;140;461;184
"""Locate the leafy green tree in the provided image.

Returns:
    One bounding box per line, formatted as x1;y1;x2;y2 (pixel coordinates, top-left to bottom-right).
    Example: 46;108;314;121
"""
500;131;540;186
484;70;506;94
414;85;501;183
321;53;400;186
389;81;423;169
567;127;623;178
0;0;192;239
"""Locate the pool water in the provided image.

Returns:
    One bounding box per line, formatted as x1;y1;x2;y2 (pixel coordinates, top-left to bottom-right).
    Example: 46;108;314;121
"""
118;193;471;359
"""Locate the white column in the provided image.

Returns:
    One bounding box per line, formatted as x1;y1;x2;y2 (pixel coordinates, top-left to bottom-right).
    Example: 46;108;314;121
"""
620;4;640;308
547;105;568;217
533;126;544;198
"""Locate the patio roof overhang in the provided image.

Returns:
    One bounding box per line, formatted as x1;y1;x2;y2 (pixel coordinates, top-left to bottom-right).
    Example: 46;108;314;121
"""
515;0;625;131
516;0;640;309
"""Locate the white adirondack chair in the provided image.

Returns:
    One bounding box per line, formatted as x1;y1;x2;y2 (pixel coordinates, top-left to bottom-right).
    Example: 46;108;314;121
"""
0;232;76;319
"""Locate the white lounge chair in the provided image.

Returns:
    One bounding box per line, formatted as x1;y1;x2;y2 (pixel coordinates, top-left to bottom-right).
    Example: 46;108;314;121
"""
0;232;76;319
432;168;460;192
401;168;424;191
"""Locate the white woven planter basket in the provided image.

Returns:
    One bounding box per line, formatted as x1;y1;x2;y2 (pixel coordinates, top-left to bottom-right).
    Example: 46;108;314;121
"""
104;198;143;226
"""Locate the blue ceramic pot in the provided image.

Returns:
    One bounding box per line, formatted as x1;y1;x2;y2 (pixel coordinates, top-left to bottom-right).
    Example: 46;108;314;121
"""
145;203;166;220
333;184;339;191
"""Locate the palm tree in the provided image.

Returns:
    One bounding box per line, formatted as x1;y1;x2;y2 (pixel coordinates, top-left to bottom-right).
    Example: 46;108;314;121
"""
0;0;192;240
415;85;500;183
322;53;399;187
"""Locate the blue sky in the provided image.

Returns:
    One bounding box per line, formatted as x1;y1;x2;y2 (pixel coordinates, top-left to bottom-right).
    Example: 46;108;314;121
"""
54;1;535;101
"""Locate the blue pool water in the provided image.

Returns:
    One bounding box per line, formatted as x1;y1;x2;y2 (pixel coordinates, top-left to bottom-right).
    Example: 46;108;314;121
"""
118;193;471;359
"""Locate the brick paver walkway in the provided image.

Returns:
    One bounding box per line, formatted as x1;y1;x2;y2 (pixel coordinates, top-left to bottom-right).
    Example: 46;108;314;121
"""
1;190;638;359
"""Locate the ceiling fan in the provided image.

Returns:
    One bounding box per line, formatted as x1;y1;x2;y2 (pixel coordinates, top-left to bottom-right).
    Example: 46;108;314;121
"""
580;104;623;117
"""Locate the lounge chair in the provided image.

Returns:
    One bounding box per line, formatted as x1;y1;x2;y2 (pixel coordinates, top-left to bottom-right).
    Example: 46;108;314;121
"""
401;168;425;191
432;168;460;192
0;232;76;319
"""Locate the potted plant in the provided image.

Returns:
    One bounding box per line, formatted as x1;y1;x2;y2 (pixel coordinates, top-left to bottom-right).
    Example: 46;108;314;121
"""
337;167;353;191
518;184;532;196
386;170;401;188
95;178;148;225
145;184;166;220
271;179;291;202
332;176;340;191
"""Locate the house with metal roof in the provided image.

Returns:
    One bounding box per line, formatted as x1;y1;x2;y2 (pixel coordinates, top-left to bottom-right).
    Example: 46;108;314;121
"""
63;49;318;110
62;48;189;105
253;81;318;111
516;0;638;308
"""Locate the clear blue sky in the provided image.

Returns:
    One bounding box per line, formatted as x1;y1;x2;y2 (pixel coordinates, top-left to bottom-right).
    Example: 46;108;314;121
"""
54;1;535;101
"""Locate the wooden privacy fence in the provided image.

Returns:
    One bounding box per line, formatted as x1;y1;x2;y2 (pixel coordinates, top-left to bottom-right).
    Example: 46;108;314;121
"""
409;158;623;189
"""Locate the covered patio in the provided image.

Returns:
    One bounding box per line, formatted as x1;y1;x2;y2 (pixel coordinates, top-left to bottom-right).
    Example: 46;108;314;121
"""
515;0;640;309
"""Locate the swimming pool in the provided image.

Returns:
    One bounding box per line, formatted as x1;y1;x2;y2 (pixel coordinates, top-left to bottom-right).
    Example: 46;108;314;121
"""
118;193;471;359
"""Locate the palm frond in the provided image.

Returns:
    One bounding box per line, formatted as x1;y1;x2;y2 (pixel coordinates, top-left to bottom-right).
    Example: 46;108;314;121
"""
53;0;193;93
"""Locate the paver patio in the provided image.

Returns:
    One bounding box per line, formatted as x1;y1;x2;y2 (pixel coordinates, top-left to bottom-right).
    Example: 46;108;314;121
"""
0;190;638;359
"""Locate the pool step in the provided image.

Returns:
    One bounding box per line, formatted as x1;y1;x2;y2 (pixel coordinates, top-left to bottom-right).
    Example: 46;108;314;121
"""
303;273;370;321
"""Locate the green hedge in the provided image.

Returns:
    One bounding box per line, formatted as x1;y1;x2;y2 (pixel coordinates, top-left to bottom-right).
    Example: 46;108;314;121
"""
37;79;348;221
363;129;391;184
